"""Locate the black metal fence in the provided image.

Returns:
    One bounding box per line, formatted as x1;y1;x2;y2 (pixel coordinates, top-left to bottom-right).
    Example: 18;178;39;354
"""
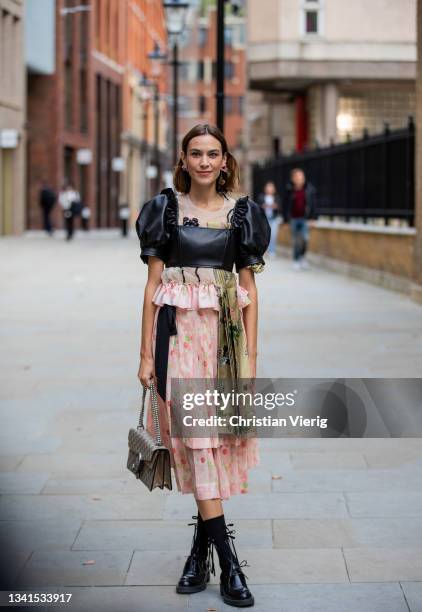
252;116;415;225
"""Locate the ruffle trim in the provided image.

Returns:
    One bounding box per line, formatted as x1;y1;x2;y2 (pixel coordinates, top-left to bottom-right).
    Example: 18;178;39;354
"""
160;187;178;227
153;281;251;311
160;187;251;231
228;195;249;229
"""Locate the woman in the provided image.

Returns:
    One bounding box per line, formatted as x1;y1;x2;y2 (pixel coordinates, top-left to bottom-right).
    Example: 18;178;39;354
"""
256;181;282;257
135;123;270;608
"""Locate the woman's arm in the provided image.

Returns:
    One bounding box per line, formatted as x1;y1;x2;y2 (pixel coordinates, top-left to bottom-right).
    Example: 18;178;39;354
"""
238;267;258;378
138;256;164;387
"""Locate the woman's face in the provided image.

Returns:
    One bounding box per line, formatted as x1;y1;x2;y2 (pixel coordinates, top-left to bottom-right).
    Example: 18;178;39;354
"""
181;134;227;188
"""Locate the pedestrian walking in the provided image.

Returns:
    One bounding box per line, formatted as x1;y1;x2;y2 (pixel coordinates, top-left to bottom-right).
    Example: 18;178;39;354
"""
256;181;282;257
135;123;270;608
39;182;57;235
283;168;318;270
81;205;91;231
119;203;130;237
59;183;81;241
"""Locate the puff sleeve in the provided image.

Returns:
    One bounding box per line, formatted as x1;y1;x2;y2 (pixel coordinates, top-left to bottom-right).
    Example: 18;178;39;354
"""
135;193;171;264
234;197;271;273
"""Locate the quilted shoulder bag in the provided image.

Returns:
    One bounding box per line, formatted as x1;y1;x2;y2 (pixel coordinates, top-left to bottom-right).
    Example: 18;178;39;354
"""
127;380;172;491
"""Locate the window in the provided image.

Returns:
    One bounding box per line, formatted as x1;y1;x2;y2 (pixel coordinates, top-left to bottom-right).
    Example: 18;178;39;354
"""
64;3;73;60
64;146;74;185
225;26;233;47
179;61;190;80
198;27;207;47
199;95;207;114
301;0;323;36
64;62;73;129
197;60;204;80
80;2;88;64
79;164;87;204
225;96;233;114
305;10;318;33
80;68;88;133
238;96;244;114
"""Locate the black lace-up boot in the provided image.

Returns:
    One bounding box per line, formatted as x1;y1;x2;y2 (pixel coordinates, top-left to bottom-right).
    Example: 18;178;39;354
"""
176;513;212;594
203;514;254;607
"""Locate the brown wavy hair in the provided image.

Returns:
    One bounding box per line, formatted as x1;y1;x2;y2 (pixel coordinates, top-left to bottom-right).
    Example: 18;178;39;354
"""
173;123;240;195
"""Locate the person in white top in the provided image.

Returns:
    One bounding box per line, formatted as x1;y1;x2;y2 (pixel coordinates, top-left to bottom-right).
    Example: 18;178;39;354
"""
257;181;282;257
58;183;81;240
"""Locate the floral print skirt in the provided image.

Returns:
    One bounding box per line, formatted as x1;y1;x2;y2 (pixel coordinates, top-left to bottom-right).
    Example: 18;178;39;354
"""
146;266;260;501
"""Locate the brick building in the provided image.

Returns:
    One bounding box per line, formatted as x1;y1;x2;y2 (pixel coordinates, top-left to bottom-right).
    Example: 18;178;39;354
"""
27;0;94;230
121;0;168;223
26;0;168;230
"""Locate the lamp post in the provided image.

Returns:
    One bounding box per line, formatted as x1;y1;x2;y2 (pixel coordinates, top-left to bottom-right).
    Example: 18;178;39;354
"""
216;0;243;131
216;0;225;131
163;1;189;169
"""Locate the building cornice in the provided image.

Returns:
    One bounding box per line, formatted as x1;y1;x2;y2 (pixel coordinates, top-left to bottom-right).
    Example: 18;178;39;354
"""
249;59;416;85
248;41;416;63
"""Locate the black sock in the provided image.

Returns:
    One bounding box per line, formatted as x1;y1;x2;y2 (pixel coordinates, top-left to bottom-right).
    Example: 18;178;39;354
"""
202;514;234;574
195;512;209;558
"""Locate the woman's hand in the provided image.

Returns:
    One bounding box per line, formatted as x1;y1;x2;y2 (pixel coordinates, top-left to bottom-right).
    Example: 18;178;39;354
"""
138;355;156;388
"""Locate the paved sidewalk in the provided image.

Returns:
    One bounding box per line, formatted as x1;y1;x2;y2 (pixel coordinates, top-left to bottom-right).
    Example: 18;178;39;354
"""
1;230;422;612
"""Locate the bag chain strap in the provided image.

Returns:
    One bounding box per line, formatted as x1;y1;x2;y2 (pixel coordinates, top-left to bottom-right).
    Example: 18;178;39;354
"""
138;380;163;447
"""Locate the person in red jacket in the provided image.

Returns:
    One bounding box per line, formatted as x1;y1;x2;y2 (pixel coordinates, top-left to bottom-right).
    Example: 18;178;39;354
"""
283;168;318;270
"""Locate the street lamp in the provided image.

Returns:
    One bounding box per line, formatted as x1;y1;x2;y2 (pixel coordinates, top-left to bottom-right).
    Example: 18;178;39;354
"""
163;0;189;168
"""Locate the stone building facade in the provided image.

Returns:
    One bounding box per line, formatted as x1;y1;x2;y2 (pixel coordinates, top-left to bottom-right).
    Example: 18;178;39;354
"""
246;0;416;167
0;0;25;235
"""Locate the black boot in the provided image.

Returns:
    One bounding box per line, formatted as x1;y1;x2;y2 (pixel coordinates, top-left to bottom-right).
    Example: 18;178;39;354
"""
176;513;212;594
204;514;254;608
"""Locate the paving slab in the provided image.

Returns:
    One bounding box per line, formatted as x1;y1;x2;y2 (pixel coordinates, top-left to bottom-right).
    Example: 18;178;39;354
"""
273;517;422;548
271;465;422;493
0;519;82;552
401;581;422;612
15;550;133;587
0;551;33;589
364;447;422;468
41;477;159;496
289;451;368;469
0;471;50;494
187;582;409;612
345;490;422;517
344;547;422;582
0;494;165;521
54;586;188;612
0;436;63;455
0;455;25;471
16;453;132;478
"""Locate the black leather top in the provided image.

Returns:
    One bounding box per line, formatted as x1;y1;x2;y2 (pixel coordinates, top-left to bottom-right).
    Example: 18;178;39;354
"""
135;188;271;273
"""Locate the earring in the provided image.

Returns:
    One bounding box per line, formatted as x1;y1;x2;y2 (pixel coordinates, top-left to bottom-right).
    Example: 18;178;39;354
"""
218;172;226;187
